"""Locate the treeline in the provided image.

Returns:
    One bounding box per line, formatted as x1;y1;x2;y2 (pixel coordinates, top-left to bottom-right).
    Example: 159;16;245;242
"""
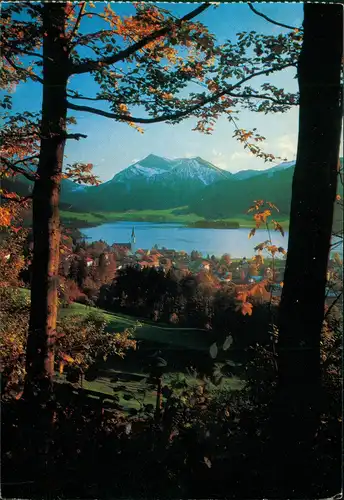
98;265;275;349
187;220;240;229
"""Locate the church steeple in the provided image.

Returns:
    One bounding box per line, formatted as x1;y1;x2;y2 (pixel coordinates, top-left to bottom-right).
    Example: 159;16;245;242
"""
131;227;136;247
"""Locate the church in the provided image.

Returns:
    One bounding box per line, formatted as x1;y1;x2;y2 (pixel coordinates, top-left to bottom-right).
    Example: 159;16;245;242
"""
112;227;136;254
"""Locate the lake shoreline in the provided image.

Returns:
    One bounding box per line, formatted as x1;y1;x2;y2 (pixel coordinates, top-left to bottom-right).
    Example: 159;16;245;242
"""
79;220;291;258
61;213;289;231
59;208;290;230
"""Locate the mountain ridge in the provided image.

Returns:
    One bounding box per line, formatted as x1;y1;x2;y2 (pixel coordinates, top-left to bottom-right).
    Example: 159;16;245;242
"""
9;154;342;219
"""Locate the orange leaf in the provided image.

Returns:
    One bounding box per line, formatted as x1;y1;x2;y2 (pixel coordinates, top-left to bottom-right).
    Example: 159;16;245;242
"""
241;302;253;316
61;353;74;364
236;291;248;303
266;201;280;212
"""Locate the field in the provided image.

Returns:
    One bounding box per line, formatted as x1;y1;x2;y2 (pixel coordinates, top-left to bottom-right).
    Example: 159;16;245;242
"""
60;207;290;229
59;302;244;410
16;290;243;411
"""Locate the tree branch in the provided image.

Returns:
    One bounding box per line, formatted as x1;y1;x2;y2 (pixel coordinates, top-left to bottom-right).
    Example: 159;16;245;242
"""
0;193;32;203
69;3;211;75
22;2;43;16
67;93;107;102
2;157;37;182
69;2;86;43
67;63;296;123
248;3;302;31
66;133;88;140
70;29;119;50
2;42;44;59
4;55;44;84
324;291;343;319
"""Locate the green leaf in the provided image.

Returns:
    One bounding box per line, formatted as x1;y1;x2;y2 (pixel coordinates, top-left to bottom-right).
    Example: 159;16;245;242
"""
223;335;233;351
209;342;218;359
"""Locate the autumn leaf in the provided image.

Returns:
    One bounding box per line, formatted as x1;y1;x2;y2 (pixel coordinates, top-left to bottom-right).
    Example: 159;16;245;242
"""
261;209;271;222
247;199;264;213
118;103;129;113
61;353;74;363
266;245;279;256
248;228;256;239
254;240;270;252
272;220;285;237
266;201;280;212
241;302;253;316
236;291;248;303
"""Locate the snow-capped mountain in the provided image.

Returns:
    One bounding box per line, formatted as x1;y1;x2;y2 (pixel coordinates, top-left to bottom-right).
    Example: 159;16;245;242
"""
63;154;232;211
112;154;231;186
112;154;173;183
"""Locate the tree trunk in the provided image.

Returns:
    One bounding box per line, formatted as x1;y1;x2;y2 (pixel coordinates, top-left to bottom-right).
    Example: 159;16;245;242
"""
155;376;162;423
24;3;68;398
274;4;343;494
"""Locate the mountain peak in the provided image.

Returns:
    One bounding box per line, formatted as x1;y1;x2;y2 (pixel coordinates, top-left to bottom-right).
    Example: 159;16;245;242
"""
112;154;231;186
143;153;166;162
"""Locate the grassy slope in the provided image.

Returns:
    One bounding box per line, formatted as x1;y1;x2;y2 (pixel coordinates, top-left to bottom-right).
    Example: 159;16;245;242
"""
60;301;214;351
19;290;243;405
59;302;243;406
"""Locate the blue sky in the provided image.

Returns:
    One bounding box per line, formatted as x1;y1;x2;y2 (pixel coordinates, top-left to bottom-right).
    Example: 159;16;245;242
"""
11;2;304;181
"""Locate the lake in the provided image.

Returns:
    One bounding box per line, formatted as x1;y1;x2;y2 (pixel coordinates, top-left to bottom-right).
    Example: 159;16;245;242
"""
81;221;290;258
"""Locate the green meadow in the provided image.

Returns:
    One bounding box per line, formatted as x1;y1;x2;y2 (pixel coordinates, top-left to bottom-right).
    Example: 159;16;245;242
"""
60;208;290;229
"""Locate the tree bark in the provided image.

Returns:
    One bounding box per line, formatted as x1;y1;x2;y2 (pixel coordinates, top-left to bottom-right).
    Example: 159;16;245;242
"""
274;4;343;495
24;3;68;398
155;376;162;423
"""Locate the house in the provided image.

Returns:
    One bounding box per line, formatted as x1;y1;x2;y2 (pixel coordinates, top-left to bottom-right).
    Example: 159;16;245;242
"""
200;261;211;271
220;271;232;282
86;257;94;267
112;227;136;255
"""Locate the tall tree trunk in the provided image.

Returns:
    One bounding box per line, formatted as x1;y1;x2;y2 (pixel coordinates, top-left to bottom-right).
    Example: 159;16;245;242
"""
274;4;343;495
155;376;162;423
24;3;68;398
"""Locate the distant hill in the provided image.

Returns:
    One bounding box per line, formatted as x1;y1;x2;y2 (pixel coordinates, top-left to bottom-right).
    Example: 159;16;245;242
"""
189;165;296;218
3;156;342;227
189;159;343;228
231;161;296;181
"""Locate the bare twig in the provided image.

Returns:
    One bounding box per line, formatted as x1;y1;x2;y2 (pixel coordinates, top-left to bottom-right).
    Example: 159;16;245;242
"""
248;3;302;31
68;2;86;43
324;291;343;319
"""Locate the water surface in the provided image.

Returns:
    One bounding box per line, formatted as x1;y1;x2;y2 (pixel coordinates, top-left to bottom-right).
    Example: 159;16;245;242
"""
81;221;290;258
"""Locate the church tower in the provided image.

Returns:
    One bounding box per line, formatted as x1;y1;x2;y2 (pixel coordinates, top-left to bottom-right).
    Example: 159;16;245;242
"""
131;227;136;252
